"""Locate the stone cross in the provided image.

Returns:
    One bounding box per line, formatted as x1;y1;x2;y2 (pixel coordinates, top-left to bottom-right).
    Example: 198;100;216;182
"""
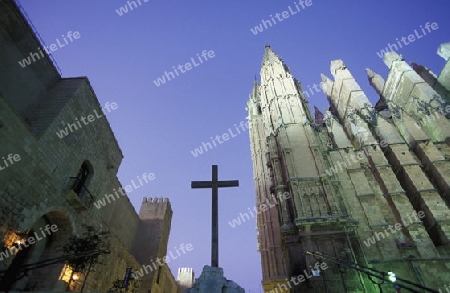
191;165;239;267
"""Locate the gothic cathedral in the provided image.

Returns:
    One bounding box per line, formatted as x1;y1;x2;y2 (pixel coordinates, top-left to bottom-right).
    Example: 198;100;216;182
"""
247;45;450;292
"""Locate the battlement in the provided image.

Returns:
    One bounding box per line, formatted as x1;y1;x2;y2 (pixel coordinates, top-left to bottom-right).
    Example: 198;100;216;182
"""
178;267;193;273
177;267;195;288
138;197;172;220
142;197;170;204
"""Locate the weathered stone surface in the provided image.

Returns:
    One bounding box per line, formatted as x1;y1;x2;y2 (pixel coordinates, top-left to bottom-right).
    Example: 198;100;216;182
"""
177;267;194;293
0;1;178;292
438;42;450;60
438;43;450;94
248;44;450;292
185;266;245;293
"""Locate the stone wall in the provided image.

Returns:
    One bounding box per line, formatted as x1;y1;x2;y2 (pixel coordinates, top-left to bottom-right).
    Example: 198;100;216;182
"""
0;0;59;116
147;265;178;293
133;197;177;293
0;76;144;291
0;0;178;291
248;44;450;292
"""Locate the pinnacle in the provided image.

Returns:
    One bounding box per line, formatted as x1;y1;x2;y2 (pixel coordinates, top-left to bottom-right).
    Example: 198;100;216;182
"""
366;68;385;95
330;59;346;76
366;68;375;78
262;45;283;65
383;51;403;68
437;42;450;60
320;74;333;97
321;74;332;83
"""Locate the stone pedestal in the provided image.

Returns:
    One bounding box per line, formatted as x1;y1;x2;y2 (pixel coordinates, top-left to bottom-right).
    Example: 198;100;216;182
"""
184;266;245;293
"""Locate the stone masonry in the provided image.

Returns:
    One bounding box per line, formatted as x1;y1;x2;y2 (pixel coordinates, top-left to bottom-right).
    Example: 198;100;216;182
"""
177;267;194;293
247;44;450;292
134;198;178;293
185;266;245;293
0;0;178;292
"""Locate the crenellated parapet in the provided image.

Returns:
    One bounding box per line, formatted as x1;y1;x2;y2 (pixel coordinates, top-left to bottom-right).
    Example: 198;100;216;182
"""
178;267;193;273
139;197;172;221
142;196;170;204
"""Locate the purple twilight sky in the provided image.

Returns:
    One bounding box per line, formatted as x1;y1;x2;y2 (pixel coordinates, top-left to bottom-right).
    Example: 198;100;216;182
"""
15;0;450;291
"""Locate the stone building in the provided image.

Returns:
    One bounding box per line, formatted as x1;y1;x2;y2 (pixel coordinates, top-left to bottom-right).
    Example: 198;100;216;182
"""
247;44;450;292
0;0;177;292
177;267;194;293
134;198;178;293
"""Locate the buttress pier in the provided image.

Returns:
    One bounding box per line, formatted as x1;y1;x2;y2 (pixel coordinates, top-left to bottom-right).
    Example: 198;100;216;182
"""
247;44;450;292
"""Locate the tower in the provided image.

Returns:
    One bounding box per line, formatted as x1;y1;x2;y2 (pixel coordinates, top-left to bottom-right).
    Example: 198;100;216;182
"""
247;44;450;292
177;267;194;293
133;197;175;293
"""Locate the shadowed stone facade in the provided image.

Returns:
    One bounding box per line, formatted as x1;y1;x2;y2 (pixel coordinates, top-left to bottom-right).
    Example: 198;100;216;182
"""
0;0;177;292
134;198;178;293
247;44;450;292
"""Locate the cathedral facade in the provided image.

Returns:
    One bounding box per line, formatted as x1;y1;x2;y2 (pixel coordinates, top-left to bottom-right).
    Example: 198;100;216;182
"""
0;0;177;292
247;45;450;292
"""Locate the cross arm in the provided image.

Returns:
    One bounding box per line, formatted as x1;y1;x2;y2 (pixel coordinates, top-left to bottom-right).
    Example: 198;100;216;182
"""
191;180;239;188
217;180;239;188
191;181;212;188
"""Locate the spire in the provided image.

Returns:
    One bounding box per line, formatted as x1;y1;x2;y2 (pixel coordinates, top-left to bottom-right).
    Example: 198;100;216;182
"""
366;68;376;79
366;68;385;96
258;45;312;125
262;45;287;70
250;80;260;102
263;45;276;60
248;80;261;116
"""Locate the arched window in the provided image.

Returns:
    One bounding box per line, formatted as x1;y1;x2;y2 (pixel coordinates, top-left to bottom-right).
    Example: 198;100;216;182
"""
73;162;89;194
70;161;94;206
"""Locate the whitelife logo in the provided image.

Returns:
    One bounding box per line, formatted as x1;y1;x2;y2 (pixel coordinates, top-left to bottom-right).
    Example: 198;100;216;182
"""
250;0;313;35
115;0;149;16
18;31;81;68
363;211;425;247
55;102;118;139
228;192;290;228
131;243;193;279
268;261;328;293
153;50;215;87
0;224;58;261
376;22;439;58
0;154;21;171
93;172;156;209
190;120;249;158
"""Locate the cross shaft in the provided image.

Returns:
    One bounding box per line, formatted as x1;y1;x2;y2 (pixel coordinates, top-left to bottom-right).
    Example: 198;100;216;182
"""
191;165;239;267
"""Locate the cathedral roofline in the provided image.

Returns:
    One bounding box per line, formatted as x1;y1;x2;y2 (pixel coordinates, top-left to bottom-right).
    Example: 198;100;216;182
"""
262;45;284;66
